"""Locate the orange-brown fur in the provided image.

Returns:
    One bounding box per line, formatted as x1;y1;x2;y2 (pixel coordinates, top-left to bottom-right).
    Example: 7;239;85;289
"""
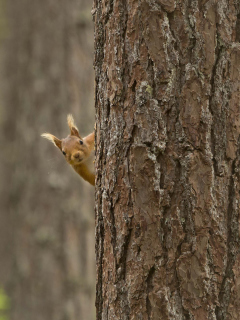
42;115;95;186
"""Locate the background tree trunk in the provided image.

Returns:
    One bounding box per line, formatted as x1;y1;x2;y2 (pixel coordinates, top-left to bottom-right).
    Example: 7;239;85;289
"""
94;1;240;319
0;1;95;320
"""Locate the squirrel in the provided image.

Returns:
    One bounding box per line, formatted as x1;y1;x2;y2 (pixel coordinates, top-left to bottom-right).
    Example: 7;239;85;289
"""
42;115;95;186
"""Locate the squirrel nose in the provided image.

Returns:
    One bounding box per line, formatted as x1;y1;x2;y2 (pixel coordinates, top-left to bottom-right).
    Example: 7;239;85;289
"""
74;153;80;159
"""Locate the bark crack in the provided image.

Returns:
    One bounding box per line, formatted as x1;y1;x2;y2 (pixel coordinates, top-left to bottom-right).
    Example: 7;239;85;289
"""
109;198;117;257
236;13;240;42
104;0;114;25
185;0;197;59
175;242;191;320
117;226;132;281
95;199;105;320
208;31;223;177
235;0;240;42
215;151;240;319
146;266;155;320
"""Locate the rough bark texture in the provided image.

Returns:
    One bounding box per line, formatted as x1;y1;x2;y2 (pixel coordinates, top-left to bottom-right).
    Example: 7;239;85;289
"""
94;1;240;319
0;1;95;320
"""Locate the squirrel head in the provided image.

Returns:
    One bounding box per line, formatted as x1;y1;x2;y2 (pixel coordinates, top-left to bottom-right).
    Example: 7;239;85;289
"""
42;115;91;166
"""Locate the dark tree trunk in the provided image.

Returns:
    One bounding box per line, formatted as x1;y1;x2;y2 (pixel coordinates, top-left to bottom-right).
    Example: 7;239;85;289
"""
0;1;95;320
94;1;240;319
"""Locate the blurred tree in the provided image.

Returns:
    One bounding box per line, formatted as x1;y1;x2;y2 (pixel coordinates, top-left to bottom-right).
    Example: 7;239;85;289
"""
0;1;95;320
94;1;240;319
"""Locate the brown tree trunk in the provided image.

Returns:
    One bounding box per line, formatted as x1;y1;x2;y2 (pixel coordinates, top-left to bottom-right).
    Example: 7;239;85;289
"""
0;1;95;320
94;1;240;319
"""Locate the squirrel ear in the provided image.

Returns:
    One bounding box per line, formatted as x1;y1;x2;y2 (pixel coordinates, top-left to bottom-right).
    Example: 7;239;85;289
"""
67;114;81;138
41;133;62;150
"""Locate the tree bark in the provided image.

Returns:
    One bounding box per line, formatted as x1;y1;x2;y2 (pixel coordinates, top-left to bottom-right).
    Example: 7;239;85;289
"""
94;1;240;319
0;1;95;320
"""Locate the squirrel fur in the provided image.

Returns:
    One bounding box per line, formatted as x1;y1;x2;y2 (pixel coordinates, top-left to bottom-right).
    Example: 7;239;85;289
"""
42;115;95;186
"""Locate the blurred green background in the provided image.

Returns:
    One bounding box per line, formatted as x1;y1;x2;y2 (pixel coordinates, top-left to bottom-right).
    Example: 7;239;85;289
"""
0;0;95;319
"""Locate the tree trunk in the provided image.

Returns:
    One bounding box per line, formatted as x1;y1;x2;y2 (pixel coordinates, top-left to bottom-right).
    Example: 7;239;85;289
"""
0;1;95;320
94;1;240;319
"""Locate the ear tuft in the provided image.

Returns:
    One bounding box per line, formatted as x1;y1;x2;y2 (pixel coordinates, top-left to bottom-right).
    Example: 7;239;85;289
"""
41;133;62;150
67;114;77;130
67;114;81;138
41;133;55;143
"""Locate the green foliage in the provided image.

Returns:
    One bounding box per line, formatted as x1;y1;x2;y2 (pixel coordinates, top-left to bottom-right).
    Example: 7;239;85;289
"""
0;287;10;320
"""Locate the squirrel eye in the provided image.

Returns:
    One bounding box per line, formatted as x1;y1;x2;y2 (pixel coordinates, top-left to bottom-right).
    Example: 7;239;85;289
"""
62;151;66;156
79;140;83;145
